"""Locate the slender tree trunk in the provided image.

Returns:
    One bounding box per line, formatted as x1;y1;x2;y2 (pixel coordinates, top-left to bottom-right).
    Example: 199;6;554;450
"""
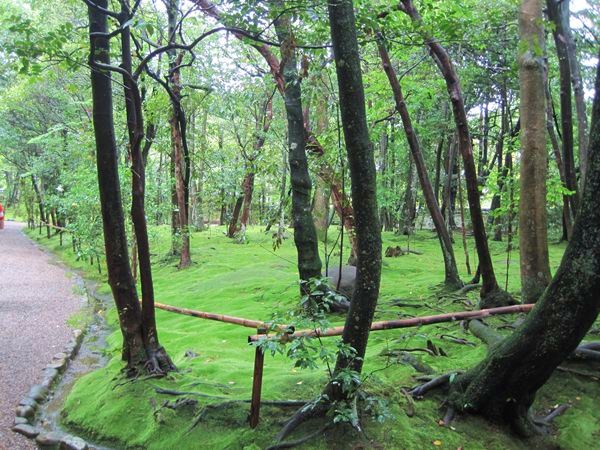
547;0;579;216
378;38;461;287
490;89;508;241
88;0;148;373
117;0;175;371
547;0;588;185
227;196;243;238
239;170;255;236
312;175;331;242
400;154;417;235
433;135;445;205
544;66;573;240
167;0;191;268
400;0;511;306
449;57;600;435
328;0;382;379
519;0;552;303
274;9;323;294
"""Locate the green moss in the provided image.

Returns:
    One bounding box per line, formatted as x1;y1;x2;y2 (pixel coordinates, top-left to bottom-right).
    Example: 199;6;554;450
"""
27;226;598;449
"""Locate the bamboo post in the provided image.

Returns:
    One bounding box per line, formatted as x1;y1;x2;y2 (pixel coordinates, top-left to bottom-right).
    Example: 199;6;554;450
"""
249;327;266;428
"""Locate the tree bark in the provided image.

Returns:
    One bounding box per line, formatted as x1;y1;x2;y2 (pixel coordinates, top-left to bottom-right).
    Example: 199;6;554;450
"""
399;0;511;306
167;0;191;268
273;7;323;294
547;0;580;215
448;56;600;435
544;65;573;240
519;0;552;303
312;175;331;242
328;0;382;378
547;0;588;185
378;38;462;288
87;0;147;373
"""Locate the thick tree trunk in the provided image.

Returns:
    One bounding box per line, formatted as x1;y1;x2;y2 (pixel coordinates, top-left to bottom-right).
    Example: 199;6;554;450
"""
519;0;551;303
449;57;600;434
378;38;462;288
328;0;382;379
274;9;322;294
400;0;511;306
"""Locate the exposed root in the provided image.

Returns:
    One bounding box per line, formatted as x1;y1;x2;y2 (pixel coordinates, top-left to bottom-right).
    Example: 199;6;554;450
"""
155;386;308;407
533;403;570;427
478;288;518;309
578;341;600;351
455;283;480;295
569;347;600;361
556;366;599;379
273;399;330;444
439;334;476;346
467;319;503;347
400;388;415;417
113;373;163;389
266;423;333;450
410;372;458;397
442;406;456;426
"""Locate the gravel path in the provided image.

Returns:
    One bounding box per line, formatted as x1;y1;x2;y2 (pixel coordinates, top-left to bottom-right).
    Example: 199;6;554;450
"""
0;222;82;450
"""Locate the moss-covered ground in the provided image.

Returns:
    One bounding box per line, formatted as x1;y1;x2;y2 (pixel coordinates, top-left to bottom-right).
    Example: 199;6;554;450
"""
26;225;600;450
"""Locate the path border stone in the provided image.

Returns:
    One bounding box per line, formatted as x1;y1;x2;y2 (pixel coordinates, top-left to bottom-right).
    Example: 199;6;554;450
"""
11;327;91;449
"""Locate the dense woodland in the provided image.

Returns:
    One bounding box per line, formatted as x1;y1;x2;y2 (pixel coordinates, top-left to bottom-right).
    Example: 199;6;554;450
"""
1;0;599;449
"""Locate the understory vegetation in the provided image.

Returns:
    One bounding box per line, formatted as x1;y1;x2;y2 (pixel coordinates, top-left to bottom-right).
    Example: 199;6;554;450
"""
28;226;599;449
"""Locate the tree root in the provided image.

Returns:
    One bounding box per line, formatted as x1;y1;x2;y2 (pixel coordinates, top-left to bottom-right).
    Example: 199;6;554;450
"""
272;399;330;444
569;347;600;361
266;423;333;450
439;334;476;346
478;288;517;309
556;366;599;379
410;372;458;397
442;406;456;426
533;403;570;427
467;319;503;347
579;341;600;351
455;283;480;295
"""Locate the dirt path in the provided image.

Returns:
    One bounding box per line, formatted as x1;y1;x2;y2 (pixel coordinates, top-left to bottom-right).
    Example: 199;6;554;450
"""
0;222;82;450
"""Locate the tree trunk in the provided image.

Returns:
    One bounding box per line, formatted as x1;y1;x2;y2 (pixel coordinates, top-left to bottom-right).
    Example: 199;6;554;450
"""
87;0;147;373
378;37;461;288
274;9;323;295
118;0;175;371
239;170;255;236
544;65;573;241
399;154;417;235
167;0;191;268
227;196;243;238
547;0;579;216
519;0;552;303
328;0;382;379
312;175;331;242
400;0;511;306
547;0;588;185
449;57;600;435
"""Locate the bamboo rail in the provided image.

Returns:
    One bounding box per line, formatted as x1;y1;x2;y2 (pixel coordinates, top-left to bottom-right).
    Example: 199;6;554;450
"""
247;304;535;343
153;302;291;332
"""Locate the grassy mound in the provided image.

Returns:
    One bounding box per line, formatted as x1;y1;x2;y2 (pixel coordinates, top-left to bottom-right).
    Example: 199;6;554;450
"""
26;225;599;449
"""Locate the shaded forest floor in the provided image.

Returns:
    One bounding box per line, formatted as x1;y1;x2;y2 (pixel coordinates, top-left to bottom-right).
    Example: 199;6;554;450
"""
26;225;600;449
